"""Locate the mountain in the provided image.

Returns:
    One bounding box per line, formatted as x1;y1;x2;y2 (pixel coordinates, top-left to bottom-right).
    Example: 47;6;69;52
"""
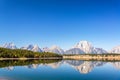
65;40;107;54
42;46;64;54
0;40;109;54
94;48;107;54
42;47;50;52
73;41;95;53
65;48;84;54
49;45;64;54
21;45;34;50
2;43;17;49
32;45;42;52
110;46;120;53
21;45;42;52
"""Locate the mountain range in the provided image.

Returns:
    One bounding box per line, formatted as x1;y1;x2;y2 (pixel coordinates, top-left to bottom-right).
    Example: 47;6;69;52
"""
0;41;120;54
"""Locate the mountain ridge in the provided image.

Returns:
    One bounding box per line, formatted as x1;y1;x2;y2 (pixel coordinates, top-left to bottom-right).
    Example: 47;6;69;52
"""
1;40;120;54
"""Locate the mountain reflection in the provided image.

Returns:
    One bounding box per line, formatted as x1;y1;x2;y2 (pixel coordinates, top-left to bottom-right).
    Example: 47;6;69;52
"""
5;66;14;71
24;64;39;69
112;62;120;69
64;60;105;74
2;60;120;74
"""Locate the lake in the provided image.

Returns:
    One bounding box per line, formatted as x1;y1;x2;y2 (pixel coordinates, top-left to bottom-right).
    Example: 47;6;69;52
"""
0;60;120;80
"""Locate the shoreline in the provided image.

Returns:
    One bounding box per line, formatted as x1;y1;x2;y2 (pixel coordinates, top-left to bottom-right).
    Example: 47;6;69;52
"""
63;55;120;61
0;57;62;60
1;54;120;61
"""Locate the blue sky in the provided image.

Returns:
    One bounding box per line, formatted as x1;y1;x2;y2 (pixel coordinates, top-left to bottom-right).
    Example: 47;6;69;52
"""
0;0;120;50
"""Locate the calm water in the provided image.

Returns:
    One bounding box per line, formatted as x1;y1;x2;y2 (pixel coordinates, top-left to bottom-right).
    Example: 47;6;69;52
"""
0;60;120;80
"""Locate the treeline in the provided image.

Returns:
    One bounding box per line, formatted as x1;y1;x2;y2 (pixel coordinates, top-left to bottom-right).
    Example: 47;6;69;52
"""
0;48;62;58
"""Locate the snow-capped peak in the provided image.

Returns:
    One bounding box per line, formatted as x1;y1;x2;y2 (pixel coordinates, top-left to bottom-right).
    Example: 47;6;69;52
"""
21;44;42;52
49;45;64;54
42;47;50;52
32;45;42;52
110;45;120;53
2;43;17;49
50;45;61;50
73;41;94;53
94;48;107;54
33;45;39;48
21;44;34;50
74;41;93;49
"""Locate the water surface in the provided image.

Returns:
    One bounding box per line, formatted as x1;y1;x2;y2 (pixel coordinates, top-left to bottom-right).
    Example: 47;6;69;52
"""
0;60;120;80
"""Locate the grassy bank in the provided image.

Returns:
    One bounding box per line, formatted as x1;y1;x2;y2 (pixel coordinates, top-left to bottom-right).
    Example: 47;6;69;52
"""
63;54;120;61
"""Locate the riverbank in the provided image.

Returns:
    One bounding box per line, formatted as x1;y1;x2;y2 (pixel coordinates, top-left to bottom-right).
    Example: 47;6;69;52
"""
0;57;62;60
1;54;120;61
63;54;120;61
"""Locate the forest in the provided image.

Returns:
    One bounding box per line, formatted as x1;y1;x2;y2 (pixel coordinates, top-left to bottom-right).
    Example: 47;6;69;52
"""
0;48;62;58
